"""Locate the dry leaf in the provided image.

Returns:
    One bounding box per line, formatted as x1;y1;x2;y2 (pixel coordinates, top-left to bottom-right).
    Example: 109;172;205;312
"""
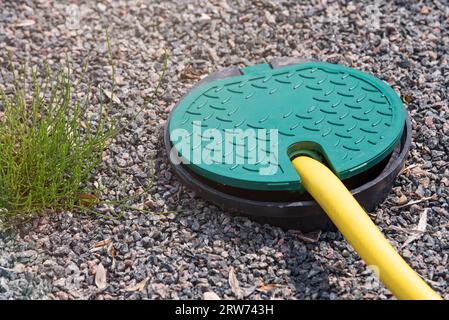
180;66;204;81
228;267;242;298
256;283;278;293
126;277;149;292
95;263;107;290
15;19;35;27
402;209;428;248
416;209;428;233
103;89;121;104
94;238;112;248
79;193;99;207
402;232;421;248
203;291;221;300
401;93;413;104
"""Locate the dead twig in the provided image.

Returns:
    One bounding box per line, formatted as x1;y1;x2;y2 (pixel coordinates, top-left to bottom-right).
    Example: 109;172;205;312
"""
393;194;437;209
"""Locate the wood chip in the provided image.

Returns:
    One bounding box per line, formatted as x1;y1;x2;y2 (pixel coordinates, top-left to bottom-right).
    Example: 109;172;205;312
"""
95;263;107;290
396;194;408;206
107;242;116;257
228;267;242;299
15;19;35;27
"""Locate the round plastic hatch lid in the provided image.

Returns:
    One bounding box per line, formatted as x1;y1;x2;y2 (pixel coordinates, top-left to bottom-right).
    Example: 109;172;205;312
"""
168;61;406;191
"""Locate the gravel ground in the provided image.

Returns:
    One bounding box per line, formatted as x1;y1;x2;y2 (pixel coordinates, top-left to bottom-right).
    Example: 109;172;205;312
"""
1;0;449;300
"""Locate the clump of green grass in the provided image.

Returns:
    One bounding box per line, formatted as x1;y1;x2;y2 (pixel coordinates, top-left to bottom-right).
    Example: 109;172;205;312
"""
0;60;116;226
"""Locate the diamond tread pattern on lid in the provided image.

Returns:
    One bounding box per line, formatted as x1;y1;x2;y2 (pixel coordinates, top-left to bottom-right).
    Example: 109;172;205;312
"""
168;61;406;191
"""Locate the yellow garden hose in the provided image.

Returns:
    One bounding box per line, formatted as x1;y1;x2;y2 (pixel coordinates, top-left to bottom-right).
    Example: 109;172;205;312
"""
292;156;442;300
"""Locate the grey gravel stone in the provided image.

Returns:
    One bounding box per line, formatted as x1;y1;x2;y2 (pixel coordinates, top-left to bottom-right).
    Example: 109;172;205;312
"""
0;231;51;299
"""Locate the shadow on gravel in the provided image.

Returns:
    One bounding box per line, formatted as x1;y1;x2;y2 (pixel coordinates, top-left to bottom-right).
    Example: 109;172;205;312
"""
282;243;333;299
157;129;332;299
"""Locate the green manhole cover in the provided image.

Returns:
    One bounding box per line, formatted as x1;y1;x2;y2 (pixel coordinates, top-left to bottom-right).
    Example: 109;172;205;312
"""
168;61;406;191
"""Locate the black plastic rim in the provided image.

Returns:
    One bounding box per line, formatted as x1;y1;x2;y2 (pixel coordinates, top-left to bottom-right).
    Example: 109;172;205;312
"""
165;60;412;232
